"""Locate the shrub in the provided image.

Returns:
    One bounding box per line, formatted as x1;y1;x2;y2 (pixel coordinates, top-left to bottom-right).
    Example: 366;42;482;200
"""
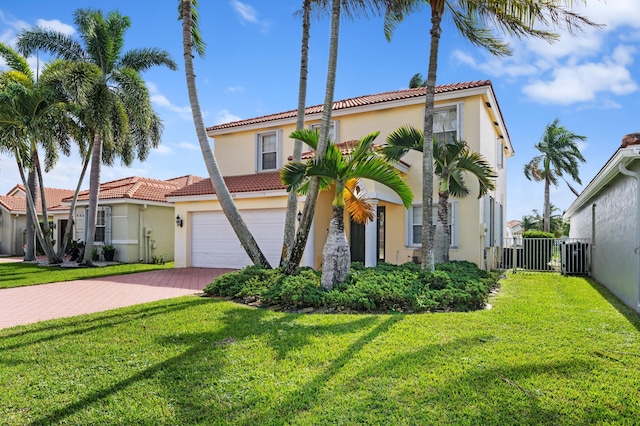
205;261;498;313
522;230;555;239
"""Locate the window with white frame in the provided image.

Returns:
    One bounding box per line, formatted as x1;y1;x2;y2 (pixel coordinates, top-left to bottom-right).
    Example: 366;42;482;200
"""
309;121;338;142
84;206;111;244
497;138;504;170
255;130;281;171
407;202;458;247
433;106;459;143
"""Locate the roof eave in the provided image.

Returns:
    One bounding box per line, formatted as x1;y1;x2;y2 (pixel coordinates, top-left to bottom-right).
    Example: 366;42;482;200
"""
565;146;640;218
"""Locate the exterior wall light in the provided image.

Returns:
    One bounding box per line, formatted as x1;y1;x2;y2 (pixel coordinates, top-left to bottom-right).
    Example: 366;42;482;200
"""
176;215;183;228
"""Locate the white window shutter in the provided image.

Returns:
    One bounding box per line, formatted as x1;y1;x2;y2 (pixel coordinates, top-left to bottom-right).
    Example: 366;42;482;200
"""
254;134;260;172
105;206;112;245
276;129;283;169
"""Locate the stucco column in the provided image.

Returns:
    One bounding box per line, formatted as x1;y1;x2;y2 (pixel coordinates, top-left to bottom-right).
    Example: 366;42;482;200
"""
365;211;377;267
302;217;315;268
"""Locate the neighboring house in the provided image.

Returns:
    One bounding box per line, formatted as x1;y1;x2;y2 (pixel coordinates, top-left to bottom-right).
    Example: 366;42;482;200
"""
169;80;514;270
564;132;640;314
65;175;204;263
0;185;74;256
506;220;522;246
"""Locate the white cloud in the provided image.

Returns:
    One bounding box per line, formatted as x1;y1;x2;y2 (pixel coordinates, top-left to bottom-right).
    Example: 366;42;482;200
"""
522;45;637;105
229;1;271;33
215;109;242;125
153;145;172;155
177;142;199;151
147;81;193;121
226;85;245;93
230;1;258;23
35;19;75;36
452;50;537;77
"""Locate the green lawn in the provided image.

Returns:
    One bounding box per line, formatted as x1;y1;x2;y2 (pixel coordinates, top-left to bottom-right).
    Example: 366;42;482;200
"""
1;273;638;425
0;261;174;289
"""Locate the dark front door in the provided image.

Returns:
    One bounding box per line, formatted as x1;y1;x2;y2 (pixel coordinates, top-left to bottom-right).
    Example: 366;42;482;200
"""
350;219;365;263
58;220;68;251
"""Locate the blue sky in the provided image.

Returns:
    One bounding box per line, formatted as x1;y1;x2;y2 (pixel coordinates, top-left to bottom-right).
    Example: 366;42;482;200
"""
1;0;639;222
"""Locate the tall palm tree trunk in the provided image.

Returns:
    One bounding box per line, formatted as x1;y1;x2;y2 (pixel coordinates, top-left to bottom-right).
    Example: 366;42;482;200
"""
181;0;270;267
33;150;57;263
58;146;92;262
285;0;341;275
322;205;349;290
544;176;551;233
281;0;312;268
82;133;103;265
24;167;37;261
421;6;443;272
436;190;450;263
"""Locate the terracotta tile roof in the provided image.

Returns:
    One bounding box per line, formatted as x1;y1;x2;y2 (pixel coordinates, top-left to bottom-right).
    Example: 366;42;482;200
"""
167;171;285;197
507;220;521;228
0;186;74;214
208;80;492;131
66;175;205;203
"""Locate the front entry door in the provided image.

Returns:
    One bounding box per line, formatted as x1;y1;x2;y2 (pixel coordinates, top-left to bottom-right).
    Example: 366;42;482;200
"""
350;219;365;263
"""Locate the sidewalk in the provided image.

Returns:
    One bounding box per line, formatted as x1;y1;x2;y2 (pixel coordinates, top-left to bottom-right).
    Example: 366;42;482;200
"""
0;267;232;330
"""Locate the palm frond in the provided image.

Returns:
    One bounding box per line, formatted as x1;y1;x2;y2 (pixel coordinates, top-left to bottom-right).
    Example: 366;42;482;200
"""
346;155;413;208
178;0;206;57
118;48;178;72
0;43;33;80
383;125;423;161
344;178;375;224
16;27;86;60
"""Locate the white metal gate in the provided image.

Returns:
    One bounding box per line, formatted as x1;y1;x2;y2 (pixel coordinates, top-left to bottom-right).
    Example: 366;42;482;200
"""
500;238;591;275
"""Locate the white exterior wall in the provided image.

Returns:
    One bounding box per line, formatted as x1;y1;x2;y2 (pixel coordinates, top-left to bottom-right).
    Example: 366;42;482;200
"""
569;168;639;313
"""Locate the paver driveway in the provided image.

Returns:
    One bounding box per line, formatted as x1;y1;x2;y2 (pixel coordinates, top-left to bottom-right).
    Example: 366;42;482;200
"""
0;267;232;330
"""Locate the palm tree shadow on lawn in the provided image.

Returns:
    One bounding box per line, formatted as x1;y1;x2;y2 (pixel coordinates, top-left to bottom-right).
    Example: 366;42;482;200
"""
28;302;398;425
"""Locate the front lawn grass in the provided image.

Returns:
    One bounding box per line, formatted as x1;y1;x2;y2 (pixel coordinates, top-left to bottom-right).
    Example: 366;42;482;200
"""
0;261;174;289
1;272;638;424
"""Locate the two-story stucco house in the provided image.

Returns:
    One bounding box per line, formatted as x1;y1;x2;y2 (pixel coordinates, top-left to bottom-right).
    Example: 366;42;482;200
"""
169;80;514;270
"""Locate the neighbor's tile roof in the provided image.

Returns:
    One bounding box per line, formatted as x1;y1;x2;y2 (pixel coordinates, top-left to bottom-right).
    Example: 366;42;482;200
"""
167;171;285;197
67;175;206;203
0;187;75;214
208;80;492;131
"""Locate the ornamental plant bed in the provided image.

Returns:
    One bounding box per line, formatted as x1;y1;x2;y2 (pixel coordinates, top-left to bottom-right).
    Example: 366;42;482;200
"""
203;261;499;313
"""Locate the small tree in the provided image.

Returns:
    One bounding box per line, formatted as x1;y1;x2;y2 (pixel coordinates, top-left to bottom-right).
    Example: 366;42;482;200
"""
282;129;413;290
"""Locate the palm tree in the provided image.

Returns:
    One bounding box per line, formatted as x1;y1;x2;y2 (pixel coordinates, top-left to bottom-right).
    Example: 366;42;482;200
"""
281;0;312;268
409;72;426;88
383;0;599;271
282;129;413;289
18;8;177;265
0;46;79;263
384;125;496;263
179;0;271;267
524;118;586;233
284;0;395;274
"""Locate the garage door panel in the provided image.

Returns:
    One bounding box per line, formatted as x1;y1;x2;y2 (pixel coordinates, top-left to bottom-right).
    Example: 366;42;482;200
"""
191;209;285;269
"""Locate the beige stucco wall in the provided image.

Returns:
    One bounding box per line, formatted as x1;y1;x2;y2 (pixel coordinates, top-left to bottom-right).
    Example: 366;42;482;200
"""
72;202;175;264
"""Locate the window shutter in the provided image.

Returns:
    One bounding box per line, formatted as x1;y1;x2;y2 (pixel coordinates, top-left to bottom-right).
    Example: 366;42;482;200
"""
254;134;260;172
105;206;112;245
276;129;283;169
84;207;88;242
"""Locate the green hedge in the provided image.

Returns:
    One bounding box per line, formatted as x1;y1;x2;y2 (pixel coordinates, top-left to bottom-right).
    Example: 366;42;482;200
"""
203;261;498;313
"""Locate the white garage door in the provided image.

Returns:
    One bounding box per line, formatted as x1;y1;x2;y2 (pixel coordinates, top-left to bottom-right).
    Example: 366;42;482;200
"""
191;209;286;269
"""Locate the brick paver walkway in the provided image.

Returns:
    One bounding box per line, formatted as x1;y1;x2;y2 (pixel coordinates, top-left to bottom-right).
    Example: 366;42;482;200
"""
0;267;232;330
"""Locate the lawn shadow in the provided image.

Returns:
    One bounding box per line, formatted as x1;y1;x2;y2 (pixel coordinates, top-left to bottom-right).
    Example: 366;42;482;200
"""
0;297;213;353
584;276;640;332
26;304;393;425
352;345;596;424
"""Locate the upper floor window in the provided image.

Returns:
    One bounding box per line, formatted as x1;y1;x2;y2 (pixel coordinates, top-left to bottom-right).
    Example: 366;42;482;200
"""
433;106;459;144
255;130;282;172
497;138;504;170
309;121;338;142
